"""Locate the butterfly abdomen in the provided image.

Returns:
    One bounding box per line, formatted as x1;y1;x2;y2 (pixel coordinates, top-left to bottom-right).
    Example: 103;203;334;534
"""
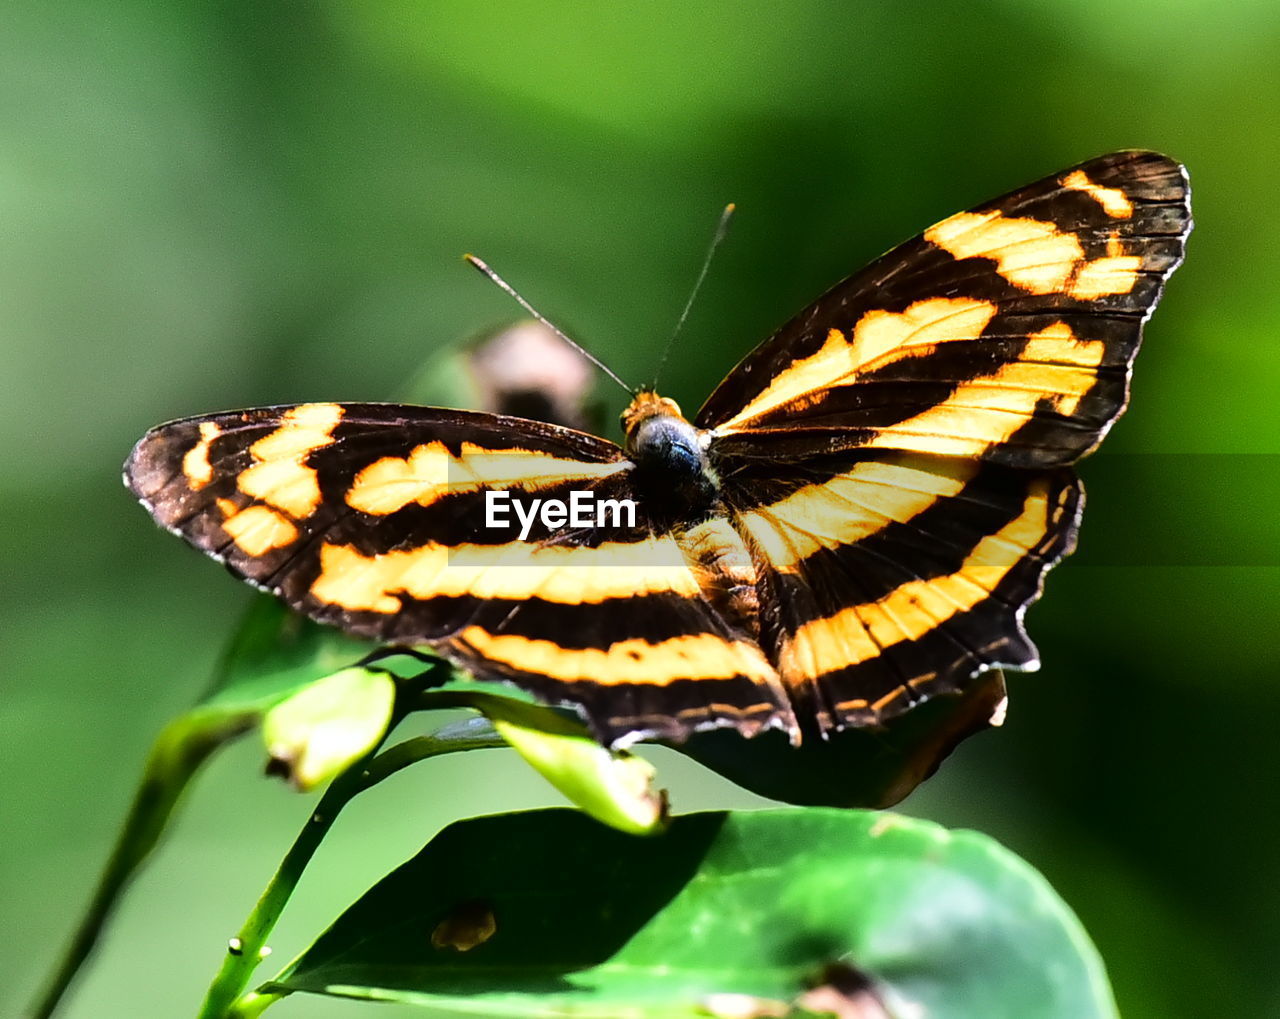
677;517;760;640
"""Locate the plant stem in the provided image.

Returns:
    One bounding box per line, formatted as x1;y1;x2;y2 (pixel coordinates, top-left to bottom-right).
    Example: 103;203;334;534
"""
199;718;506;1018
29;709;255;1019
194;747;370;1019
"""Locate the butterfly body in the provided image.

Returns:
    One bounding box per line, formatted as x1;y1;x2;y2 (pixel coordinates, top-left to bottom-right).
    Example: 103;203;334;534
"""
127;151;1191;748
623;393;719;518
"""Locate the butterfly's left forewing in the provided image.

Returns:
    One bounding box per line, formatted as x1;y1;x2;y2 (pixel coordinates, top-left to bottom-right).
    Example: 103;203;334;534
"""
126;403;793;744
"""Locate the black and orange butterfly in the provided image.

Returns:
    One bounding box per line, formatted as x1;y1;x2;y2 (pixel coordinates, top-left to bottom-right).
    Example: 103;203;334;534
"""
126;151;1191;748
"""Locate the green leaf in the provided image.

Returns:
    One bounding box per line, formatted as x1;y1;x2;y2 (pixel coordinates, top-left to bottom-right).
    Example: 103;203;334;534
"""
266;807;1116;1018
199;596;379;713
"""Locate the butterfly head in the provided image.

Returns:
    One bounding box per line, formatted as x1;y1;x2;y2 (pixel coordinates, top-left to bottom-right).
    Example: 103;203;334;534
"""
620;390;683;434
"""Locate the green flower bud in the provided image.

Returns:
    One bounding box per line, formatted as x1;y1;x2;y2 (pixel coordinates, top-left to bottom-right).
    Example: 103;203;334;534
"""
262;668;395;791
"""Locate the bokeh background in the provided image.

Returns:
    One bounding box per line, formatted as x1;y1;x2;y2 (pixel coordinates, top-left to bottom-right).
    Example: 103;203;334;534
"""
4;3;1278;1016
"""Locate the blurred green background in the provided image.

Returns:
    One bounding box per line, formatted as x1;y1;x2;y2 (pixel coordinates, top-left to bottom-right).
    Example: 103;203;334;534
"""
4;2;1277;1016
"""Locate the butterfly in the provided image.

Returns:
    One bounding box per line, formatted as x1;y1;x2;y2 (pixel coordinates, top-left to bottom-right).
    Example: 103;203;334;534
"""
125;150;1191;748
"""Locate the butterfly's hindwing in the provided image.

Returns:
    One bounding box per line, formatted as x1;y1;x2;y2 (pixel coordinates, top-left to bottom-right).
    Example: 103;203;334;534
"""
720;452;1081;731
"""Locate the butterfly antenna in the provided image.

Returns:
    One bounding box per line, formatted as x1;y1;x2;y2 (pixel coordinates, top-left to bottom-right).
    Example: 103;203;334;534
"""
464;254;634;396
651;202;735;390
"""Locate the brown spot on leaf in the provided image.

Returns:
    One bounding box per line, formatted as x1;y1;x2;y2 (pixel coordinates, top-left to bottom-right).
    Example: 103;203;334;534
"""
431;899;497;953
